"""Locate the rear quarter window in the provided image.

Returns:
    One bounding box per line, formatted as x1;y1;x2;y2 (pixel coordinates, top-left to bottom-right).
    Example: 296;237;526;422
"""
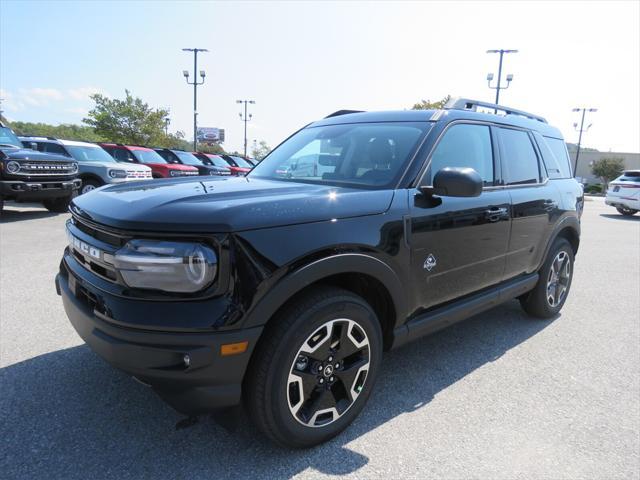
538;134;572;179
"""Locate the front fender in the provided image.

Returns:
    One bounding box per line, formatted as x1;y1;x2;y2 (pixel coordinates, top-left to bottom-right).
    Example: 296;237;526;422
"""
240;253;407;329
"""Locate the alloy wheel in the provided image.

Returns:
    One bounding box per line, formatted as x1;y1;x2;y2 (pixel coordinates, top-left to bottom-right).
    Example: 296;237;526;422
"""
546;251;571;307
81;184;95;195
287;318;370;428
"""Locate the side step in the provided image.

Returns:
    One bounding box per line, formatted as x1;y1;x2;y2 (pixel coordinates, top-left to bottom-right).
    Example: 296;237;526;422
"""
391;273;538;349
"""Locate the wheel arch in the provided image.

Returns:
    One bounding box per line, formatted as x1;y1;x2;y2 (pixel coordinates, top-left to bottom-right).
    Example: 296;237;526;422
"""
539;216;580;270
78;172;104;185
241;254;406;351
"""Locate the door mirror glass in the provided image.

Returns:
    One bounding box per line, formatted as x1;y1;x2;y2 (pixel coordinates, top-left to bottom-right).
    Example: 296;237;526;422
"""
421;167;483;197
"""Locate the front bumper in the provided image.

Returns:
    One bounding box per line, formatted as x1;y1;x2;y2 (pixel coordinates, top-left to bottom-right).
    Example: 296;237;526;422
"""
55;262;262;414
1;178;80;200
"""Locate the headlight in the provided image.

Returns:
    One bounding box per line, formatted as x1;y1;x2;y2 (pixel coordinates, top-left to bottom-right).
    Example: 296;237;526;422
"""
114;240;217;293
70;162;79;173
6;161;20;174
108;169;127;179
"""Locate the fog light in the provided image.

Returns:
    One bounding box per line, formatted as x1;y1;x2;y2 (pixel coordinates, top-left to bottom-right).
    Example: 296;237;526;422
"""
183;354;191;367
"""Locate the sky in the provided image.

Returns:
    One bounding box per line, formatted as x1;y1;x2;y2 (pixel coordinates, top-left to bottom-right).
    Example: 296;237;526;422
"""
1;0;639;154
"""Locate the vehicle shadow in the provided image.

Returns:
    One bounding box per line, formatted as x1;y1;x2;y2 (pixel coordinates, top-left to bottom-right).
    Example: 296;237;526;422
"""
599;213;640;221
1;301;555;479
0;205;62;223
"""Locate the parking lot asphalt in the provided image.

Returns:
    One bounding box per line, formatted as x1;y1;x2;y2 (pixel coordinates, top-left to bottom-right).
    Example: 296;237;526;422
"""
1;197;639;480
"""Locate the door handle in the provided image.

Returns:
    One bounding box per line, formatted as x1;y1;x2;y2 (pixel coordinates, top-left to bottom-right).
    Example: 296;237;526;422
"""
485;207;509;222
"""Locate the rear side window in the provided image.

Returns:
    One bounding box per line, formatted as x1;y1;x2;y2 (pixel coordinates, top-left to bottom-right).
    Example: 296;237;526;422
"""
619;171;640;183
428;123;494;185
541;135;572;178
499;128;541;185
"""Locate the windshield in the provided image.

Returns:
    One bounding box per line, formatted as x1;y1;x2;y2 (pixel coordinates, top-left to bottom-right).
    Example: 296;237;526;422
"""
132;149;167;164
66;145;116;163
250;122;430;188
174;151;203;166
229;156;253;168
205;154;231;168
0;127;23;149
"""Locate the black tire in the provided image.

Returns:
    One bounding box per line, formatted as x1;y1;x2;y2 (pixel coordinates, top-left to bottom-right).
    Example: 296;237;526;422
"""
244;286;383;448
43;195;73;213
0;197;4;215
616;207;638;216
80;179;101;195
520;238;574;319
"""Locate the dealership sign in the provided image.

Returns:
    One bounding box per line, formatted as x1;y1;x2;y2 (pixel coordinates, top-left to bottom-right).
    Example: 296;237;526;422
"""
196;127;225;143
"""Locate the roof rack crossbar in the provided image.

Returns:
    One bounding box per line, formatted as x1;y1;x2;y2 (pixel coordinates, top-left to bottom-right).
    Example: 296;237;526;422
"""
444;97;547;123
324;110;364;119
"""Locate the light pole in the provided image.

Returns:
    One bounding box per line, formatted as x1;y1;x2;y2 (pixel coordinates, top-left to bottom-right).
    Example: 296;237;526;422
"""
237;99;255;158
486;49;518;108
572;107;597;177
182;48;208;151
164;117;170;136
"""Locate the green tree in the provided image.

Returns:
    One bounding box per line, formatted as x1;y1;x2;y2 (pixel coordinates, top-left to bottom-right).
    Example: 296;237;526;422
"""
591;157;625;190
83;90;169;145
10;121;104;142
251;140;271;160
411;95;451;110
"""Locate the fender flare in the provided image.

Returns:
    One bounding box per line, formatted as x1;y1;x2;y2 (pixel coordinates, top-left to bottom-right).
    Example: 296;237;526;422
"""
78;173;104;185
538;215;580;270
241;253;407;329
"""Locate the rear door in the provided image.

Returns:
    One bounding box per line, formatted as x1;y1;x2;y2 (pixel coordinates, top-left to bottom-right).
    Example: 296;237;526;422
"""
498;127;560;279
409;122;511;309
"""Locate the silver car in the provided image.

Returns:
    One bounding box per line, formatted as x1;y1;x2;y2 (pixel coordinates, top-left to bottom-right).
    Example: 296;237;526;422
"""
20;137;153;195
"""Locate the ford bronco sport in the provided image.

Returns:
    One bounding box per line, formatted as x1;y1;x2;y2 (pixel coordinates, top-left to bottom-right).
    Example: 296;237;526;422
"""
56;98;582;447
1;123;80;213
99;143;200;179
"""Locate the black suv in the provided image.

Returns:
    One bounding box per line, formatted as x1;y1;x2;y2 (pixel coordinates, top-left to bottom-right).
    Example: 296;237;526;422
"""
154;148;231;176
0;122;80;213
56;98;582;447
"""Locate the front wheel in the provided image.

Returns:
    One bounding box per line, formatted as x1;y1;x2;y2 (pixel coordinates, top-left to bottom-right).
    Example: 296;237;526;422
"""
616;207;638;216
80;179;101;195
520;238;574;318
245;286;383;448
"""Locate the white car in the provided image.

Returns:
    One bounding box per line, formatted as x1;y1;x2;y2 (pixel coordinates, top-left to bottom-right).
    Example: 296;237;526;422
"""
605;170;640;216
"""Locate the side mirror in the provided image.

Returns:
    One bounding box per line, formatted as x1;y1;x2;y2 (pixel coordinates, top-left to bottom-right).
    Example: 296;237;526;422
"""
30;142;38;151
420;167;483;197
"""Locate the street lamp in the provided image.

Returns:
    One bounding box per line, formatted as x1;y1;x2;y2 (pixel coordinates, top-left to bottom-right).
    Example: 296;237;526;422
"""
182;48;209;151
572;107;598;177
237;99;255;158
486;49;518;108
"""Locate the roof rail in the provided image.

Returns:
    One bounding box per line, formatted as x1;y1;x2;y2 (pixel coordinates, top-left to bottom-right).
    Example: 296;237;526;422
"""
324;110;364;119
19;135;59;140
444;97;547;123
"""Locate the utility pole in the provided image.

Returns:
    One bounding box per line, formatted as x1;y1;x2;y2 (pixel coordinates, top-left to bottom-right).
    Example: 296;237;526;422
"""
182;48;208;151
486;49;518;109
572;107;598;177
236;99;255;158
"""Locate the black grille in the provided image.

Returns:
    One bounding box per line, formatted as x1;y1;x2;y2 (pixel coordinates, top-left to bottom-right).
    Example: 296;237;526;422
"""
72;215;125;247
14;161;77;175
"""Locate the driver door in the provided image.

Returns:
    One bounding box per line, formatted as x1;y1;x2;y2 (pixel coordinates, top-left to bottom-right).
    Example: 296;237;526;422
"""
409;122;511;310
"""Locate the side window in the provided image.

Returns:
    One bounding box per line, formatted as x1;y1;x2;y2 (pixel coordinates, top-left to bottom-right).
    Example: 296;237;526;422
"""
499;128;541;185
428;124;494;186
44;143;69;156
113;149;133;162
543;136;572;178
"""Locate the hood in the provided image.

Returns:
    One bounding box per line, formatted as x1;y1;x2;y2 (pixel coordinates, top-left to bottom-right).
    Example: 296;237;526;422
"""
164;163;198;171
1;148;71;162
117;163;152;172
71;176;394;233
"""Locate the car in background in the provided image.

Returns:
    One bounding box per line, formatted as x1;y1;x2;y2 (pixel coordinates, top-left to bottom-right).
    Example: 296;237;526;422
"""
192;152;233;175
221;154;253;176
274;153;338;179
20;137;152;195
153;148;230;177
605;170;640;216
99;144;199;179
1;124;79;213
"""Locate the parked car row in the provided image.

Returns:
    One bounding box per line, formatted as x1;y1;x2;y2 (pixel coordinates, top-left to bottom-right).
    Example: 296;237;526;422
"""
17;136;257;195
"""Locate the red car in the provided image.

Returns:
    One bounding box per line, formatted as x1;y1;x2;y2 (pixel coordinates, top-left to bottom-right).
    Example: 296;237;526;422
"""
99;144;199;178
221;154;253;176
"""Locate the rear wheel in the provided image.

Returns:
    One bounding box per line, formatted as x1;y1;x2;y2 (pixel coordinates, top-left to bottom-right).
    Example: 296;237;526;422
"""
520;238;574;319
616;207;638;216
245;286;383;448
43;195;73;213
